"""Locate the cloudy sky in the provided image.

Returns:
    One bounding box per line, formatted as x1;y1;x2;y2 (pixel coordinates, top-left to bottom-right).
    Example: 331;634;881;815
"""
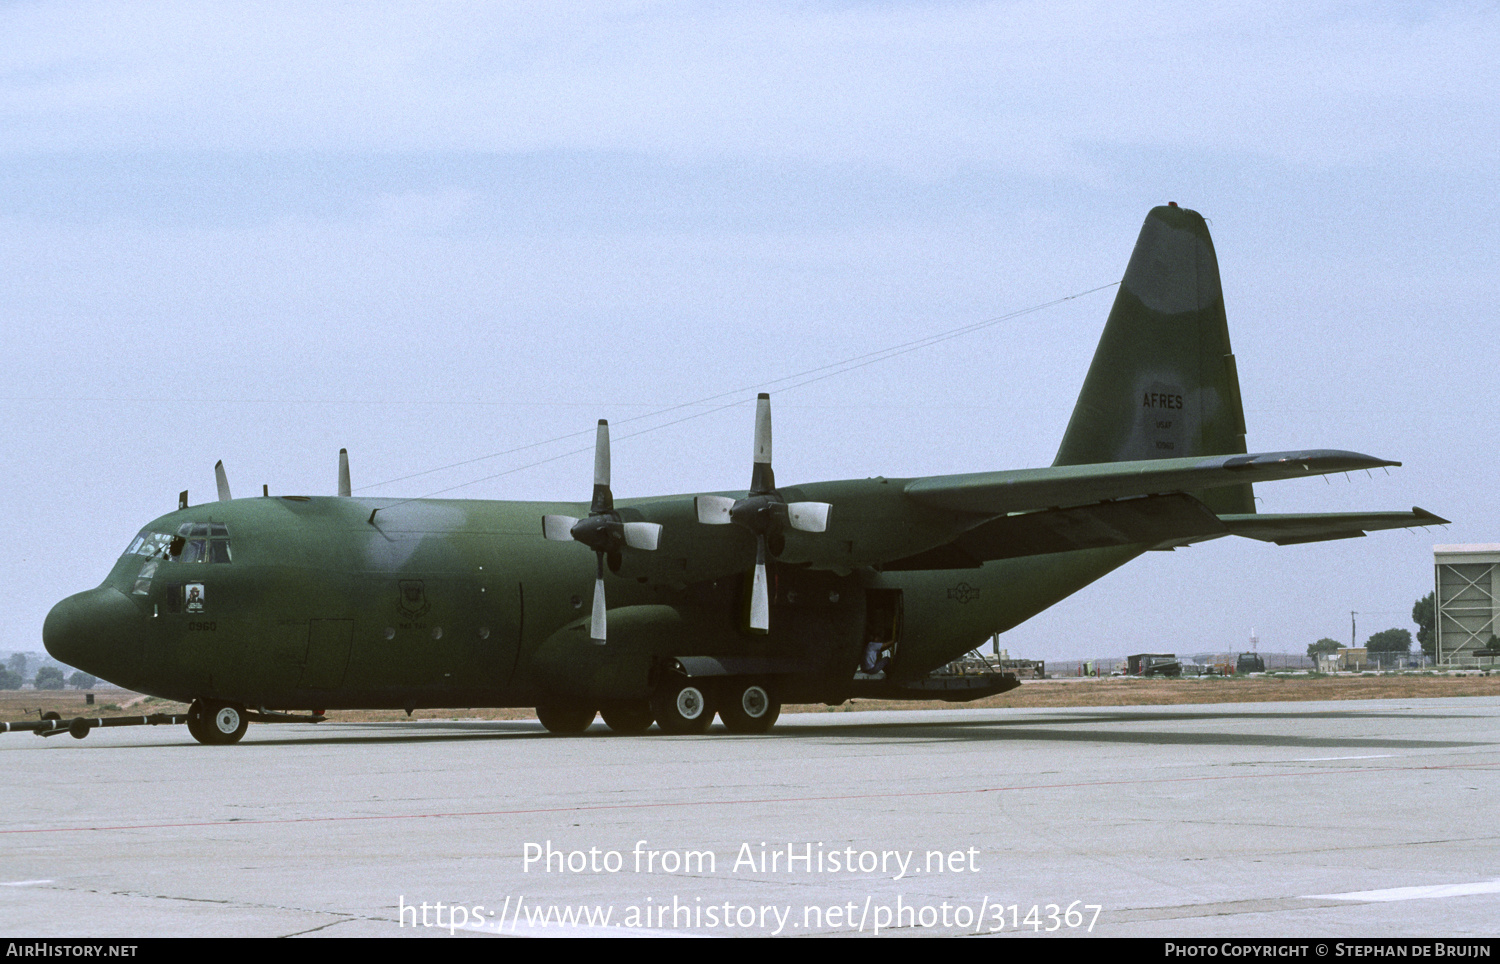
4;1;1495;662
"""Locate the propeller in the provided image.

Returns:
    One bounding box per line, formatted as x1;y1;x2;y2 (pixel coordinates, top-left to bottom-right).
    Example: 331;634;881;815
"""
541;420;662;643
338;448;351;497
214;461;232;502
695;393;830;632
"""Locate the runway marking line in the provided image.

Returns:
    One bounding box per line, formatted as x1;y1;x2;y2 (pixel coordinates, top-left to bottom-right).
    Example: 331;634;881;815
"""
1304;878;1500;902
3;760;1495;837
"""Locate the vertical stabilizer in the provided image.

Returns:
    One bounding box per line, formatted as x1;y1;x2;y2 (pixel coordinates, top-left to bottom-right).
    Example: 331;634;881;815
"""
1054;205;1253;514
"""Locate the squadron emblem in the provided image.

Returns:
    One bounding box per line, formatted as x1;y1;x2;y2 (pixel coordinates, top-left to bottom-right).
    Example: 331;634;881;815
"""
397;580;430;620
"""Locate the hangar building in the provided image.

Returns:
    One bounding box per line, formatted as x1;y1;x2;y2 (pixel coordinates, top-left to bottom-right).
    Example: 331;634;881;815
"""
1434;545;1500;665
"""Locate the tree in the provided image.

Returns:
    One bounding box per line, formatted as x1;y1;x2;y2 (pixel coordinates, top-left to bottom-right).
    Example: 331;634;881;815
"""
1366;628;1413;654
33;666;66;690
1413;592;1436;656
1308;638;1343;661
0;668;20;690
67;671;97;690
7;653;28;682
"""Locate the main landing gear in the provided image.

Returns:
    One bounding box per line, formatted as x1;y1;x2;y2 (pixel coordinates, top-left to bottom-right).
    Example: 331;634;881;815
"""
651;679;716;735
534;702;597;735
534;679;782;736
718;680;781;734
187;699;249;745
599;700;655;735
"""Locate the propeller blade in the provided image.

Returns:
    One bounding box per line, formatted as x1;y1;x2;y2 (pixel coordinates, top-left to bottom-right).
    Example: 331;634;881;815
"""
748;536;770;632
542;515;580;541
338;448;351;497
787;501;831;533
590;553;607;643
750;393;774;493
695;495;736;524
591;419;613;514
214;461;232;502
622;521;662;551
754;393;772;464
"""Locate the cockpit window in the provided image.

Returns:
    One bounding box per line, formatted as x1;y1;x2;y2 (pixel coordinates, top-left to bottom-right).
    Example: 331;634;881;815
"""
124;524;232;599
172;522;232;564
131;560;159;596
126;531;176;560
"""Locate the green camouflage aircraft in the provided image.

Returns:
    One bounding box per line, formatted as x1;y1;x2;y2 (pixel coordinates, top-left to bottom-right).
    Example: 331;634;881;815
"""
41;205;1443;744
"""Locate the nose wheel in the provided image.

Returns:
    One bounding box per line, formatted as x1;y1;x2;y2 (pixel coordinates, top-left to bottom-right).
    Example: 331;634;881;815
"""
188;699;248;745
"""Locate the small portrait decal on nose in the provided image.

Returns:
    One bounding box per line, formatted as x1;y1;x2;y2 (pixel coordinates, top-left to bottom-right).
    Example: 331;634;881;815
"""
397;580;431;620
185;583;206;613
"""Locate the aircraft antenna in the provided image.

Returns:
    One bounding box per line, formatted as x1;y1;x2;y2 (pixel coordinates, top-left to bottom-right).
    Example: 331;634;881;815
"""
361;282;1120;502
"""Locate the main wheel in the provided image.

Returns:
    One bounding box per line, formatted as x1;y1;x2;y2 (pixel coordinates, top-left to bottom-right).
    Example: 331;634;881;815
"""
600;700;655;735
718;680;781;734
186;702;210;743
651;678;715;735
535;703;596;735
196;700;248;745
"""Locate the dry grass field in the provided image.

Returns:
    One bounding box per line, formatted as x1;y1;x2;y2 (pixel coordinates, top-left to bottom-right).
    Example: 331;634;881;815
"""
3;673;1498;728
0;688;190;722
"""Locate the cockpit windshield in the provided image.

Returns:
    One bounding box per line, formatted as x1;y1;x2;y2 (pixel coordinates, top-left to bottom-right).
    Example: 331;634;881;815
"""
126;523;233;595
171;522;232;565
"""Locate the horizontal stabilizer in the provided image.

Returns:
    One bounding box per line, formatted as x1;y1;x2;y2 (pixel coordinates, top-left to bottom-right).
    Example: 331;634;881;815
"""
1218;507;1448;546
904;450;1398;516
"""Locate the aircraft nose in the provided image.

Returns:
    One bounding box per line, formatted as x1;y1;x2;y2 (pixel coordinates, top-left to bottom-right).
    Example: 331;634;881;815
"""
43;587;141;682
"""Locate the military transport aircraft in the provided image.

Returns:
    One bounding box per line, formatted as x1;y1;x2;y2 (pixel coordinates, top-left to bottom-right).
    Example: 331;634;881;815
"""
40;205;1444;744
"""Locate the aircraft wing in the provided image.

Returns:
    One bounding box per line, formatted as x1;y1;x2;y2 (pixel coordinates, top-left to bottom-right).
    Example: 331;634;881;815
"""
624;449;1432;580
902;450;1398;515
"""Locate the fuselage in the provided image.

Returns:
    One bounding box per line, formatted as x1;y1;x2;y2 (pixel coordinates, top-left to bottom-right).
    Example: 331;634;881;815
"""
43;491;1141;711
